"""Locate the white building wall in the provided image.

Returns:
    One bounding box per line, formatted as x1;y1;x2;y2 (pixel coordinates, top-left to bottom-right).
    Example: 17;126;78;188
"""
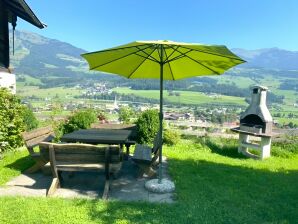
0;72;16;94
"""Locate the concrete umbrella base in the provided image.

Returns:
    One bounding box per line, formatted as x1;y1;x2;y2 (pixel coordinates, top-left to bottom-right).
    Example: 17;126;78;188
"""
145;178;175;193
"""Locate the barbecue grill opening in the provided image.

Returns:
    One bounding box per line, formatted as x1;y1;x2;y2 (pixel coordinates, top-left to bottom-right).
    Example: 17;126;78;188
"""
240;114;264;126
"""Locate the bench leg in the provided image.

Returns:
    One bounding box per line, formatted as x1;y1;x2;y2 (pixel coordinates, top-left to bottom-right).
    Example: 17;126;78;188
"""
137;164;156;178
47;177;60;196
24;160;47;174
111;162;122;179
58;170;63;185
102;179;110;200
145;166;157;178
103;148;110;200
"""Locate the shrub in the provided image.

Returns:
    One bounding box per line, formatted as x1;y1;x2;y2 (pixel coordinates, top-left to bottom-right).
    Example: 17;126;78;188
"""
21;106;38;131
0;88;25;152
135;109;159;144
52;120;65;143
61;109;97;135
163;129;181;145
118;106;134;124
271;140;298;158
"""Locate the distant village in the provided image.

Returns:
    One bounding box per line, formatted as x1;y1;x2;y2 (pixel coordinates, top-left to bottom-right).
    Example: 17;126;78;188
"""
0;78;294;129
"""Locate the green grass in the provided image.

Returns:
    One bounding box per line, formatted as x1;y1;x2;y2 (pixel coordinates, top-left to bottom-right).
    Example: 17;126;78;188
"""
17;86;82;101
276;117;298;126
259;75;282;89
215;75;256;88
113;87;247;106
0;138;297;223
16;75;43;87
272;89;298;105
38;110;72;116
0;148;34;186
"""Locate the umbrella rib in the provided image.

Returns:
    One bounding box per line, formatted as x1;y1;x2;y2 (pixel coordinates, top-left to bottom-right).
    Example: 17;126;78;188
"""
127;48;157;79
156;44;162;62
163;45;179;63
135;53;159;63
164;49;175;80
89;45;154;70
82;44;149;56
167;45;220;75
164;47;193;63
135;46;160;63
179;46;246;62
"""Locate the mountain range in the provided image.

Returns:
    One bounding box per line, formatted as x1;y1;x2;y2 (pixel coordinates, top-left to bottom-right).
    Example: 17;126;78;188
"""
232;48;298;70
10;30;298;83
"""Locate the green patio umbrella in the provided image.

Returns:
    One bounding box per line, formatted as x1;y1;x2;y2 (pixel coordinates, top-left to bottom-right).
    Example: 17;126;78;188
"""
81;40;245;183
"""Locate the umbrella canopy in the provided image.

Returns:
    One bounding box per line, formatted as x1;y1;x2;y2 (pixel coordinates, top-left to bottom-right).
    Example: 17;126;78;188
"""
81;40;245;183
82;40;245;80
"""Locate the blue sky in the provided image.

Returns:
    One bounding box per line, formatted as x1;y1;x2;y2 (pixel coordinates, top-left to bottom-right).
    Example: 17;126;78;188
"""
18;0;298;51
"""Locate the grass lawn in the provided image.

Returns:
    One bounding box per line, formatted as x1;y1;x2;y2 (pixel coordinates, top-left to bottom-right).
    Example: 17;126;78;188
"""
0;138;297;223
0;149;34;186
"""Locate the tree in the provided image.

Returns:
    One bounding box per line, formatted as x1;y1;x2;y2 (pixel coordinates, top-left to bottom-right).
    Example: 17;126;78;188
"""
21;106;38;131
288;122;297;129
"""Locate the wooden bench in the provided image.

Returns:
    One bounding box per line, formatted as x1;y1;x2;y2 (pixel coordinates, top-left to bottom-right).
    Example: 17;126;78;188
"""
21;126;55;173
132;131;161;177
39;142;122;199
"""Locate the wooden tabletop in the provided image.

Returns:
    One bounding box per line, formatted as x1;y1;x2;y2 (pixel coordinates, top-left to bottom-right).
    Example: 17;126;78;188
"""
61;128;133;145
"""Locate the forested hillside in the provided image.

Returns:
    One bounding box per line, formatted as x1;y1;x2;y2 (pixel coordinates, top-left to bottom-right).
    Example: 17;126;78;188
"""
11;30;298;105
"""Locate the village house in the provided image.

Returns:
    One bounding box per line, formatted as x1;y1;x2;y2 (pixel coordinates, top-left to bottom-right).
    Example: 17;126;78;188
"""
0;72;16;94
0;0;45;93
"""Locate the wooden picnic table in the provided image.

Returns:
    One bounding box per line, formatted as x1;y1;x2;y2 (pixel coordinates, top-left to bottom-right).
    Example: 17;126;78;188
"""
60;128;136;157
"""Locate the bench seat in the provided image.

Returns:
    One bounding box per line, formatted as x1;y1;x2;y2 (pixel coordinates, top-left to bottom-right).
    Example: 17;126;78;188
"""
132;145;152;164
39;142;122;199
132;131;161;177
21;126;55;173
55;162;105;171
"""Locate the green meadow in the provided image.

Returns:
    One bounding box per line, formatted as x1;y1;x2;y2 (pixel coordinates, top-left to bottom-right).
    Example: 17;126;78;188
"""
113;87;247;106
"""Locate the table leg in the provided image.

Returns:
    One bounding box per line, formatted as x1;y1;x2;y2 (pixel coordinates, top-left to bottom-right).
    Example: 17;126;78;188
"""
119;143;127;160
125;144;130;157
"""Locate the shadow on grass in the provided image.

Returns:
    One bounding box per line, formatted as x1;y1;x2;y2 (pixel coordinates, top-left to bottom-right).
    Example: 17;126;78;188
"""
192;136;247;159
204;138;247;159
82;157;298;224
4;155;35;172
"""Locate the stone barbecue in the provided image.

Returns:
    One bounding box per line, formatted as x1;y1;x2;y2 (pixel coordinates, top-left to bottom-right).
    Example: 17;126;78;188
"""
231;85;273;160
240;85;273;134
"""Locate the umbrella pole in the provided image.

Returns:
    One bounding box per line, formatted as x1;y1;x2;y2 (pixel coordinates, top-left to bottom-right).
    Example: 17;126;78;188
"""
158;50;164;184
